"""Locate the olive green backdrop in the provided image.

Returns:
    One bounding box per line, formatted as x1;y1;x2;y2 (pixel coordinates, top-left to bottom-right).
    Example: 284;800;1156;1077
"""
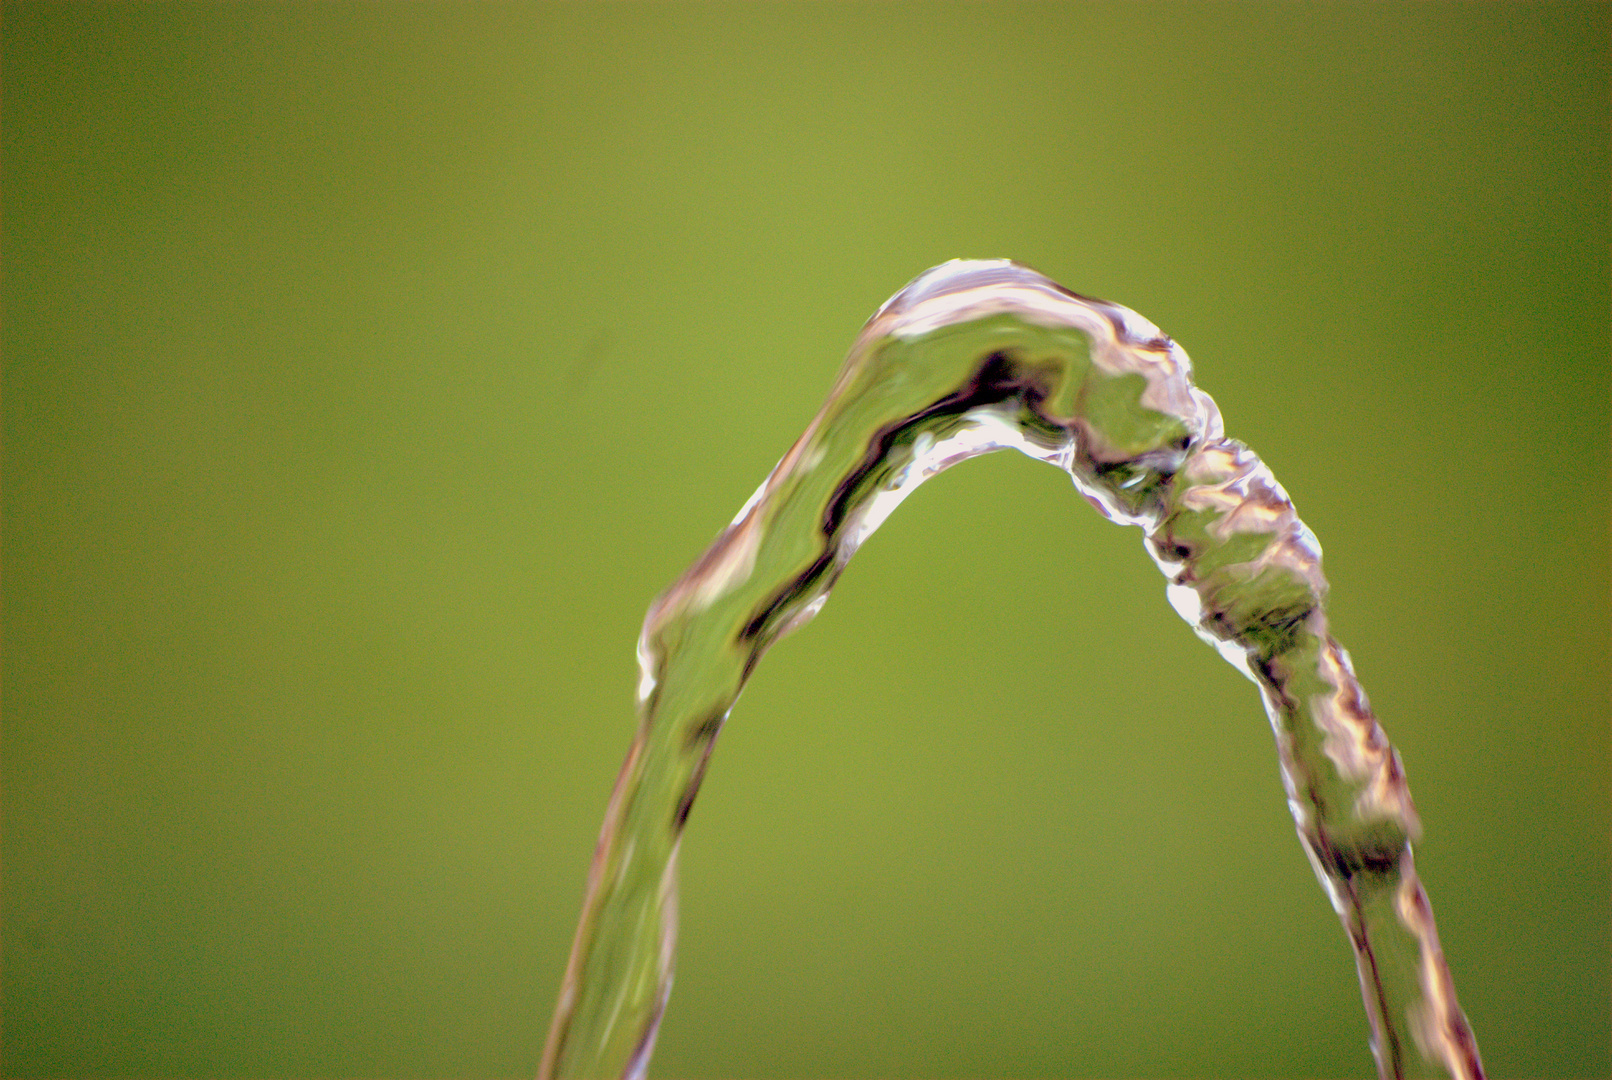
5;3;1607;1078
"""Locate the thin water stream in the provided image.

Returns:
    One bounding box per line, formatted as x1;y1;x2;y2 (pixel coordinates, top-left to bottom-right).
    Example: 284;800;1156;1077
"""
539;261;1482;1080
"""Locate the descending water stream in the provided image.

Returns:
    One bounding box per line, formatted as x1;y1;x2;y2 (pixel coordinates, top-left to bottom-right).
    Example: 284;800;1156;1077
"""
539;260;1483;1080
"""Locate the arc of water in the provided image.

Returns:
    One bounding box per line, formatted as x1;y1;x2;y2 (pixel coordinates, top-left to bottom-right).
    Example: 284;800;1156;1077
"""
539;260;1483;1080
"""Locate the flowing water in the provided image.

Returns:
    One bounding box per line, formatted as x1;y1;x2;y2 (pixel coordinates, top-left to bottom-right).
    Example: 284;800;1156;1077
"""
538;261;1483;1080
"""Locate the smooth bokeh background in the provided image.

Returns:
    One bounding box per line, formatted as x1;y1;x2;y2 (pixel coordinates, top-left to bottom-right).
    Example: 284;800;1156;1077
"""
5;4;1608;1078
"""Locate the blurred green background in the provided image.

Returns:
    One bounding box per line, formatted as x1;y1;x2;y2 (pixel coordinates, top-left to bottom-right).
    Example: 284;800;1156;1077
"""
5;3;1607;1078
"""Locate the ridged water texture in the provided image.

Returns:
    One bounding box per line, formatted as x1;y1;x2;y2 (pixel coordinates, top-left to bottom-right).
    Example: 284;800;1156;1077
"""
539;261;1483;1080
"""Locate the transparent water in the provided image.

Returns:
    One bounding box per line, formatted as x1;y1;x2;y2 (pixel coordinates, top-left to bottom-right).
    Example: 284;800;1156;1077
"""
539;261;1483;1080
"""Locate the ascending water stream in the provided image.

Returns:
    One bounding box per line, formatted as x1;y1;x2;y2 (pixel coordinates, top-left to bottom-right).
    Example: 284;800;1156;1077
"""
539;260;1483;1080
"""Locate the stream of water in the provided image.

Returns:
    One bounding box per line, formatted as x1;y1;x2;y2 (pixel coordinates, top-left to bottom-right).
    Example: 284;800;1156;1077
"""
538;260;1483;1080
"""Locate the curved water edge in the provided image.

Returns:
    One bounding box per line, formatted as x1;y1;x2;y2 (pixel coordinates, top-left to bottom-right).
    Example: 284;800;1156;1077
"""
540;260;1483;1080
